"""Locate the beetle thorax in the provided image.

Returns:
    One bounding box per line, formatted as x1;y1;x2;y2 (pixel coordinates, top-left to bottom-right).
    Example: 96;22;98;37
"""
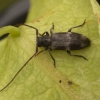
37;36;51;47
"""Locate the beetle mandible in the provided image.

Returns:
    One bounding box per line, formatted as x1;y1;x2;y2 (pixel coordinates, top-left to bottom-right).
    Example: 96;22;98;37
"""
0;20;90;92
23;19;90;67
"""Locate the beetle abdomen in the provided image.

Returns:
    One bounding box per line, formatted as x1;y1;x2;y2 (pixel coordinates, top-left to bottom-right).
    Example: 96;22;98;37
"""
69;32;90;50
50;32;90;50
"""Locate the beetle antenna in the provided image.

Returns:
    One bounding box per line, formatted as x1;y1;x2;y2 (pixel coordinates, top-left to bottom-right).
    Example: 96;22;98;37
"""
0;24;40;92
22;24;39;59
22;24;39;36
0;53;37;92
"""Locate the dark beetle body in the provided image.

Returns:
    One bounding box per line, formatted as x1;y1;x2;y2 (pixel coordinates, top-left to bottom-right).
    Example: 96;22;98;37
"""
36;20;90;66
38;32;90;51
0;20;91;92
49;32;90;50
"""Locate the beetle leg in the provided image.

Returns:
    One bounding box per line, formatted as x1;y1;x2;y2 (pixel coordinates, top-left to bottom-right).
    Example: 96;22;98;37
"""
48;49;56;67
68;19;86;32
50;23;54;35
66;50;88;60
35;48;56;67
40;31;49;36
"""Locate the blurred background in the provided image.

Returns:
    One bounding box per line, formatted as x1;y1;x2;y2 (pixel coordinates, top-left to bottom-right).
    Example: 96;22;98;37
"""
0;0;99;27
0;0;29;27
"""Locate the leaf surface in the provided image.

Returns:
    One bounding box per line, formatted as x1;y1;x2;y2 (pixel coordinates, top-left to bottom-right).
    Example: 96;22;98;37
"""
0;0;100;100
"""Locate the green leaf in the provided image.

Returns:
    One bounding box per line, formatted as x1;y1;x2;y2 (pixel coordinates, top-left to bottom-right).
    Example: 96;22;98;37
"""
0;0;100;100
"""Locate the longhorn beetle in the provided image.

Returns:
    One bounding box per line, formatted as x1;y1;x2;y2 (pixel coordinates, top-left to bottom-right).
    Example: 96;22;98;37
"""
0;20;90;91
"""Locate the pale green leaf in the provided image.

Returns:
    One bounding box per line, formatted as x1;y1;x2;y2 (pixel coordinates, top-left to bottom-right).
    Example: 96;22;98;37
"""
0;0;100;100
